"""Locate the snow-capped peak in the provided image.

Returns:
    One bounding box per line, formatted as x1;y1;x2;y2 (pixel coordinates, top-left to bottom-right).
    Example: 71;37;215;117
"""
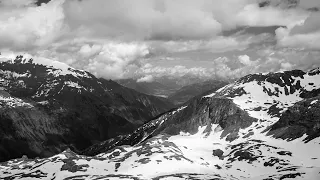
202;68;320;127
0;53;92;78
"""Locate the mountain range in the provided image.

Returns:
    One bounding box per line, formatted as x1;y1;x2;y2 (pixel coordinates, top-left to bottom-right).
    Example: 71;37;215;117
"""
0;57;320;179
0;55;174;162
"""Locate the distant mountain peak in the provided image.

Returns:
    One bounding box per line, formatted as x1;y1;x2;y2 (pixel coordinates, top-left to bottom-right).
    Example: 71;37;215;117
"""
0;54;92;79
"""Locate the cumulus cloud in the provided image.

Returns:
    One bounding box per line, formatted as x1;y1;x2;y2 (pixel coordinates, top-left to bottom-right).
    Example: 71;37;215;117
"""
19;40;151;80
137;75;154;83
0;0;319;80
61;0;308;41
80;42;150;79
138;64;214;79
299;0;320;9
0;0;66;50
290;13;320;35
276;27;320;49
211;56;257;79
238;55;255;66
276;12;320;50
280;62;294;70
63;0;223;40
0;0;36;7
152;36;251;54
0;0;310;48
236;3;306;27
208;47;320;79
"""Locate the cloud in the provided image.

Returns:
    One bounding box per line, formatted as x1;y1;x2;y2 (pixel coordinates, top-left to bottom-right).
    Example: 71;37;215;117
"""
20;40;151;80
299;0;320;9
275;11;320;50
211;57;257;78
238;55;255;66
62;0;225;41
82;42;150;79
0;0;319;81
151;36;251;54
138;64;215;79
276;27;320;49
0;0;36;7
137;75;154;82
0;0;309;50
60;0;307;42
0;0;66;50
280;62;294;70
235;3;306;27
78;44;102;58
290;13;320;35
209;47;320;79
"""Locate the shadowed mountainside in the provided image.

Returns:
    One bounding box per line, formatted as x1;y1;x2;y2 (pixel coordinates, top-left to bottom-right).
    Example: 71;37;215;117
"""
0;55;174;162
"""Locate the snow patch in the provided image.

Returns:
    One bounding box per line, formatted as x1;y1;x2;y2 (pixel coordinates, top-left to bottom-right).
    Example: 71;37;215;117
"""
310;100;318;105
0;94;34;108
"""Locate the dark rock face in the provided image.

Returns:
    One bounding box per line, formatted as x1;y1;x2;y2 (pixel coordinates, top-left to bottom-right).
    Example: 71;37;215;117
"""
160;97;257;140
0;56;174;162
212;149;224;160
97;79;175;124
267;96;320;142
81;109;179;156
82;97;257;156
258;0;299;9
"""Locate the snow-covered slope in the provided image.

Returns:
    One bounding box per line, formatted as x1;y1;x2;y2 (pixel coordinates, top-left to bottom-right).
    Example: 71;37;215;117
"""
1;68;320;179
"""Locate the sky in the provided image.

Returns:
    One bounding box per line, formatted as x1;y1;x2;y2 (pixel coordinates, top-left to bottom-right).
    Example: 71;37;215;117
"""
0;0;320;82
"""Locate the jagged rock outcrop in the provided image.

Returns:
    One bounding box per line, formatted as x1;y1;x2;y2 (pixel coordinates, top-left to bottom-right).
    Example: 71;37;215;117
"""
82;97;257;156
258;0;299;8
158;97;257;139
267;96;320;142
